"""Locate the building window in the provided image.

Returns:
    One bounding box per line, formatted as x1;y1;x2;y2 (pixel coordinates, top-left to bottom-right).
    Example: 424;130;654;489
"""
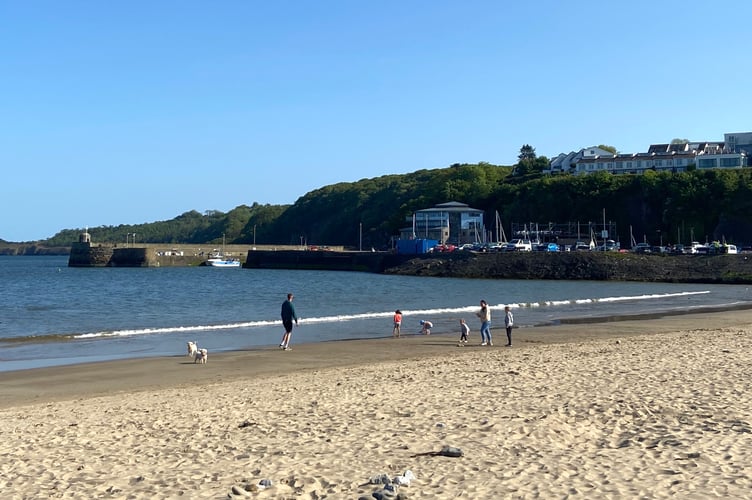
698;158;716;168
720;157;741;167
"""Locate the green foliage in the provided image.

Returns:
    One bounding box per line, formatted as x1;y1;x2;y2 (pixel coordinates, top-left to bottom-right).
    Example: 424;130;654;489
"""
597;144;618;154
43;205;289;247
514;145;549;177
518;144;537;160
38;165;752;249
264;163;510;247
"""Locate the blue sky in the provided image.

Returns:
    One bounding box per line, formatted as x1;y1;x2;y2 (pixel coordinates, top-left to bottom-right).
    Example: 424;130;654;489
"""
2;1;750;242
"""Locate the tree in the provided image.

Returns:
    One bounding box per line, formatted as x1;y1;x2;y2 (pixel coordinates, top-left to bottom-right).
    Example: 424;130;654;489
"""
513;145;539;176
671;138;690;144
518;144;537;161
597;144;618;154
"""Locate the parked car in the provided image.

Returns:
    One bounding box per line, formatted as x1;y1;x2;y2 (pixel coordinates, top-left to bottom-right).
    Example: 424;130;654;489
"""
669;244;687;255
574;241;592;251
596;239;620;251
502;239;533;252
432;243;456;252
688;242;705;254
632;243;652;254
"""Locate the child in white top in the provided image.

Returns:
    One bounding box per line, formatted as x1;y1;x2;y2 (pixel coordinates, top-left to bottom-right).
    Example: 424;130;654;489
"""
459;319;470;345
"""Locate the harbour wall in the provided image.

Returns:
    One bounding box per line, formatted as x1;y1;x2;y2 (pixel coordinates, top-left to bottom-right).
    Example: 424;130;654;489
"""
67;242;347;267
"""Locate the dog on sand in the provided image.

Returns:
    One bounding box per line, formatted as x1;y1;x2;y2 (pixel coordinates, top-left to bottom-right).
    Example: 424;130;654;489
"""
194;348;208;364
187;341;198;358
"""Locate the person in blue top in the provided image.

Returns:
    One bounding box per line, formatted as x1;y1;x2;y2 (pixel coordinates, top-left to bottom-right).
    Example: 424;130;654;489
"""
279;293;298;350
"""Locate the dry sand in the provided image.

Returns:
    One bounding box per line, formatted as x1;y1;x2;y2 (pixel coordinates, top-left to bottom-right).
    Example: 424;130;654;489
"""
2;311;752;499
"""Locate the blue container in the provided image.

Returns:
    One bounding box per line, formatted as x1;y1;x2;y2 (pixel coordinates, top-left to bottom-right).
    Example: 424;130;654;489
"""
396;238;438;254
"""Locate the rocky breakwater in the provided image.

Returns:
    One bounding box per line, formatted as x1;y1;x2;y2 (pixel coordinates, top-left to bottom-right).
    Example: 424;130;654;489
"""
384;251;752;284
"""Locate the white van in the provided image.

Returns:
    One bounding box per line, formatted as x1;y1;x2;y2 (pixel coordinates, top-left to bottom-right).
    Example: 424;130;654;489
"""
502;239;532;252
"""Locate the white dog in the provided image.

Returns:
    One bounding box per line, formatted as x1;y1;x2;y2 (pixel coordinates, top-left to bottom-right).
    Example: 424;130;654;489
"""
194;348;208;364
187;341;198;358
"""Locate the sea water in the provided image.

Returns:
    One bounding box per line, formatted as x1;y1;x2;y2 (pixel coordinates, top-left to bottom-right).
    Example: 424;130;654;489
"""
1;255;751;372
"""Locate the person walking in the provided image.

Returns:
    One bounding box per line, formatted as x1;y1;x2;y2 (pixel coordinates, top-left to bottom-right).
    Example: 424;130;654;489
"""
458;318;470;345
476;300;492;346
392;310;403;338
279;293;298;350
504;305;514;347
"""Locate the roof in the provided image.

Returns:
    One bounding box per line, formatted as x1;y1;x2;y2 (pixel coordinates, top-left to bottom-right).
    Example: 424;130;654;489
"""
416;201;484;214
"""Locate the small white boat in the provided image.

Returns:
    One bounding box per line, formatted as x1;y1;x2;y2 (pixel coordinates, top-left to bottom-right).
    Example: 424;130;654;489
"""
205;234;241;267
206;254;241;267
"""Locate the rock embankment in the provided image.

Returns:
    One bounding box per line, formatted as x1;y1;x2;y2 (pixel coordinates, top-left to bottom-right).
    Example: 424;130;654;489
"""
384;251;752;284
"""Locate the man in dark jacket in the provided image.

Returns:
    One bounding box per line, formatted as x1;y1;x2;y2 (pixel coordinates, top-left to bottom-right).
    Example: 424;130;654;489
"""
279;293;298;350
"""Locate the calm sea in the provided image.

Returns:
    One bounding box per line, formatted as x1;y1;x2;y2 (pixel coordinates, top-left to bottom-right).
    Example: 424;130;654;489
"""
1;255;751;372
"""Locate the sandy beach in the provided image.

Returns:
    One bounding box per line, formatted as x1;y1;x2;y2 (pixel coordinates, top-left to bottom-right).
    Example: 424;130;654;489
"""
2;310;752;499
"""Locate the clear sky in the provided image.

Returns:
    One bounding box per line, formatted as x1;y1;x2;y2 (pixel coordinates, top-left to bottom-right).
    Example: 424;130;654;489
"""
2;0;750;242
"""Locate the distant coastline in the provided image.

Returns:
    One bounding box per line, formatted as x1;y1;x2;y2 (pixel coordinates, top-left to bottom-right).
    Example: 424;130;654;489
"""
0;244;69;256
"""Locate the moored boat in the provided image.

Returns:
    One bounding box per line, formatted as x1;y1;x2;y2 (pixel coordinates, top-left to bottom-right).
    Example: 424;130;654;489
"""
205;233;241;267
205;251;241;267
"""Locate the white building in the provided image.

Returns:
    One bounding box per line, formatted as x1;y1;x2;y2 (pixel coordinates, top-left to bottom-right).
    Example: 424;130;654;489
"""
568;135;748;176
546;146;616;174
725;132;752;155
400;201;485;245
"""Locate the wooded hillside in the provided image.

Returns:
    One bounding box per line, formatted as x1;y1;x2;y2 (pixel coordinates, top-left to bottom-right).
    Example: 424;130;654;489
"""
38;164;752;249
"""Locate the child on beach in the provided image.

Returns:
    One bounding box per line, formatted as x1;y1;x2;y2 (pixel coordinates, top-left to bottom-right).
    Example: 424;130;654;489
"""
504;305;514;346
393;310;402;338
420;320;433;335
459;319;470;345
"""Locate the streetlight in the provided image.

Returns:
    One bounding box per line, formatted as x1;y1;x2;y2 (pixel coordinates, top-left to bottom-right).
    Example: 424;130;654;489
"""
253;225;256;245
